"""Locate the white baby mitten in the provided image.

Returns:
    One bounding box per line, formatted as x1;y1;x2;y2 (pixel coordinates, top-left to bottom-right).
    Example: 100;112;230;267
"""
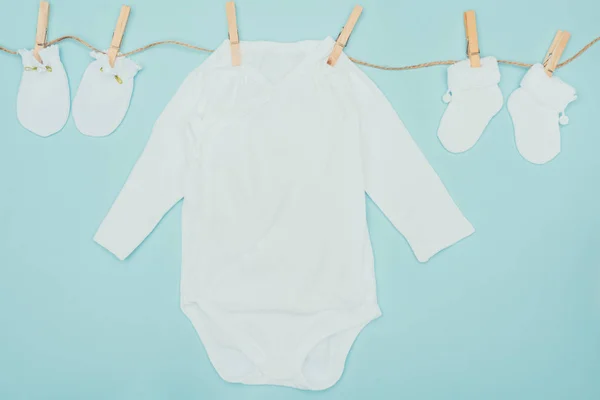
438;56;503;153
507;64;577;164
17;45;70;137
73;51;141;137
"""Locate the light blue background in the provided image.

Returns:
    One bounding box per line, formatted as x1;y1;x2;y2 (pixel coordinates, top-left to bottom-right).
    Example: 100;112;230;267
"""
1;0;599;398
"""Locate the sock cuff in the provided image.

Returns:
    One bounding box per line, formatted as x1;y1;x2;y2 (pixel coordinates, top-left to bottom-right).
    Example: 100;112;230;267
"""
447;56;500;91
520;64;577;112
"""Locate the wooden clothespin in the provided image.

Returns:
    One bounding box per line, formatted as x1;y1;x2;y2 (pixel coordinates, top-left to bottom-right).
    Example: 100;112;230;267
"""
464;10;480;68
33;2;50;63
107;5;131;68
327;5;363;67
543;30;570;77
226;2;240;66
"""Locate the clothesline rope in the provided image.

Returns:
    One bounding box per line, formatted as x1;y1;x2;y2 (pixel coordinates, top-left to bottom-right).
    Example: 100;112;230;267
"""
1;34;599;71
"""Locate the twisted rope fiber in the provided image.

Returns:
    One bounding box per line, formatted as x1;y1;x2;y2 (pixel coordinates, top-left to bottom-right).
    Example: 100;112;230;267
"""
1;34;599;70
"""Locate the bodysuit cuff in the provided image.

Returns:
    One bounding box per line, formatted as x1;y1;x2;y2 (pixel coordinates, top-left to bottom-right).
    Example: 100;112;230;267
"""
413;218;475;263
93;228;130;261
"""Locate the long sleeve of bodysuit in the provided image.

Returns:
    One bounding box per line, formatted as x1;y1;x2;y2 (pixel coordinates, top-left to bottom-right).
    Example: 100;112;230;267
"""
349;65;475;262
93;68;205;260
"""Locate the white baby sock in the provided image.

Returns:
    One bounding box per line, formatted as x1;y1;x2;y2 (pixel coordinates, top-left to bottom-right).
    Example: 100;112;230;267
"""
507;64;577;164
73;51;141;137
17;45;70;137
438;56;503;153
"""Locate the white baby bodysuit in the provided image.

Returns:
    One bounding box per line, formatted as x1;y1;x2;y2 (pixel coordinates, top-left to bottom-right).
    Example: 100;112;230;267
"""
94;37;474;390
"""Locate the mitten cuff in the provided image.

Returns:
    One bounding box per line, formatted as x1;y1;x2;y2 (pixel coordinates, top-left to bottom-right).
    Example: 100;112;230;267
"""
90;51;141;82
18;45;61;69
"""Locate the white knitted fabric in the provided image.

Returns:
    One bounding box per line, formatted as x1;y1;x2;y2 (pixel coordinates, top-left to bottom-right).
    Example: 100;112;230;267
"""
507;64;577;164
438;57;503;153
73;51;141;137
17;45;70;137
